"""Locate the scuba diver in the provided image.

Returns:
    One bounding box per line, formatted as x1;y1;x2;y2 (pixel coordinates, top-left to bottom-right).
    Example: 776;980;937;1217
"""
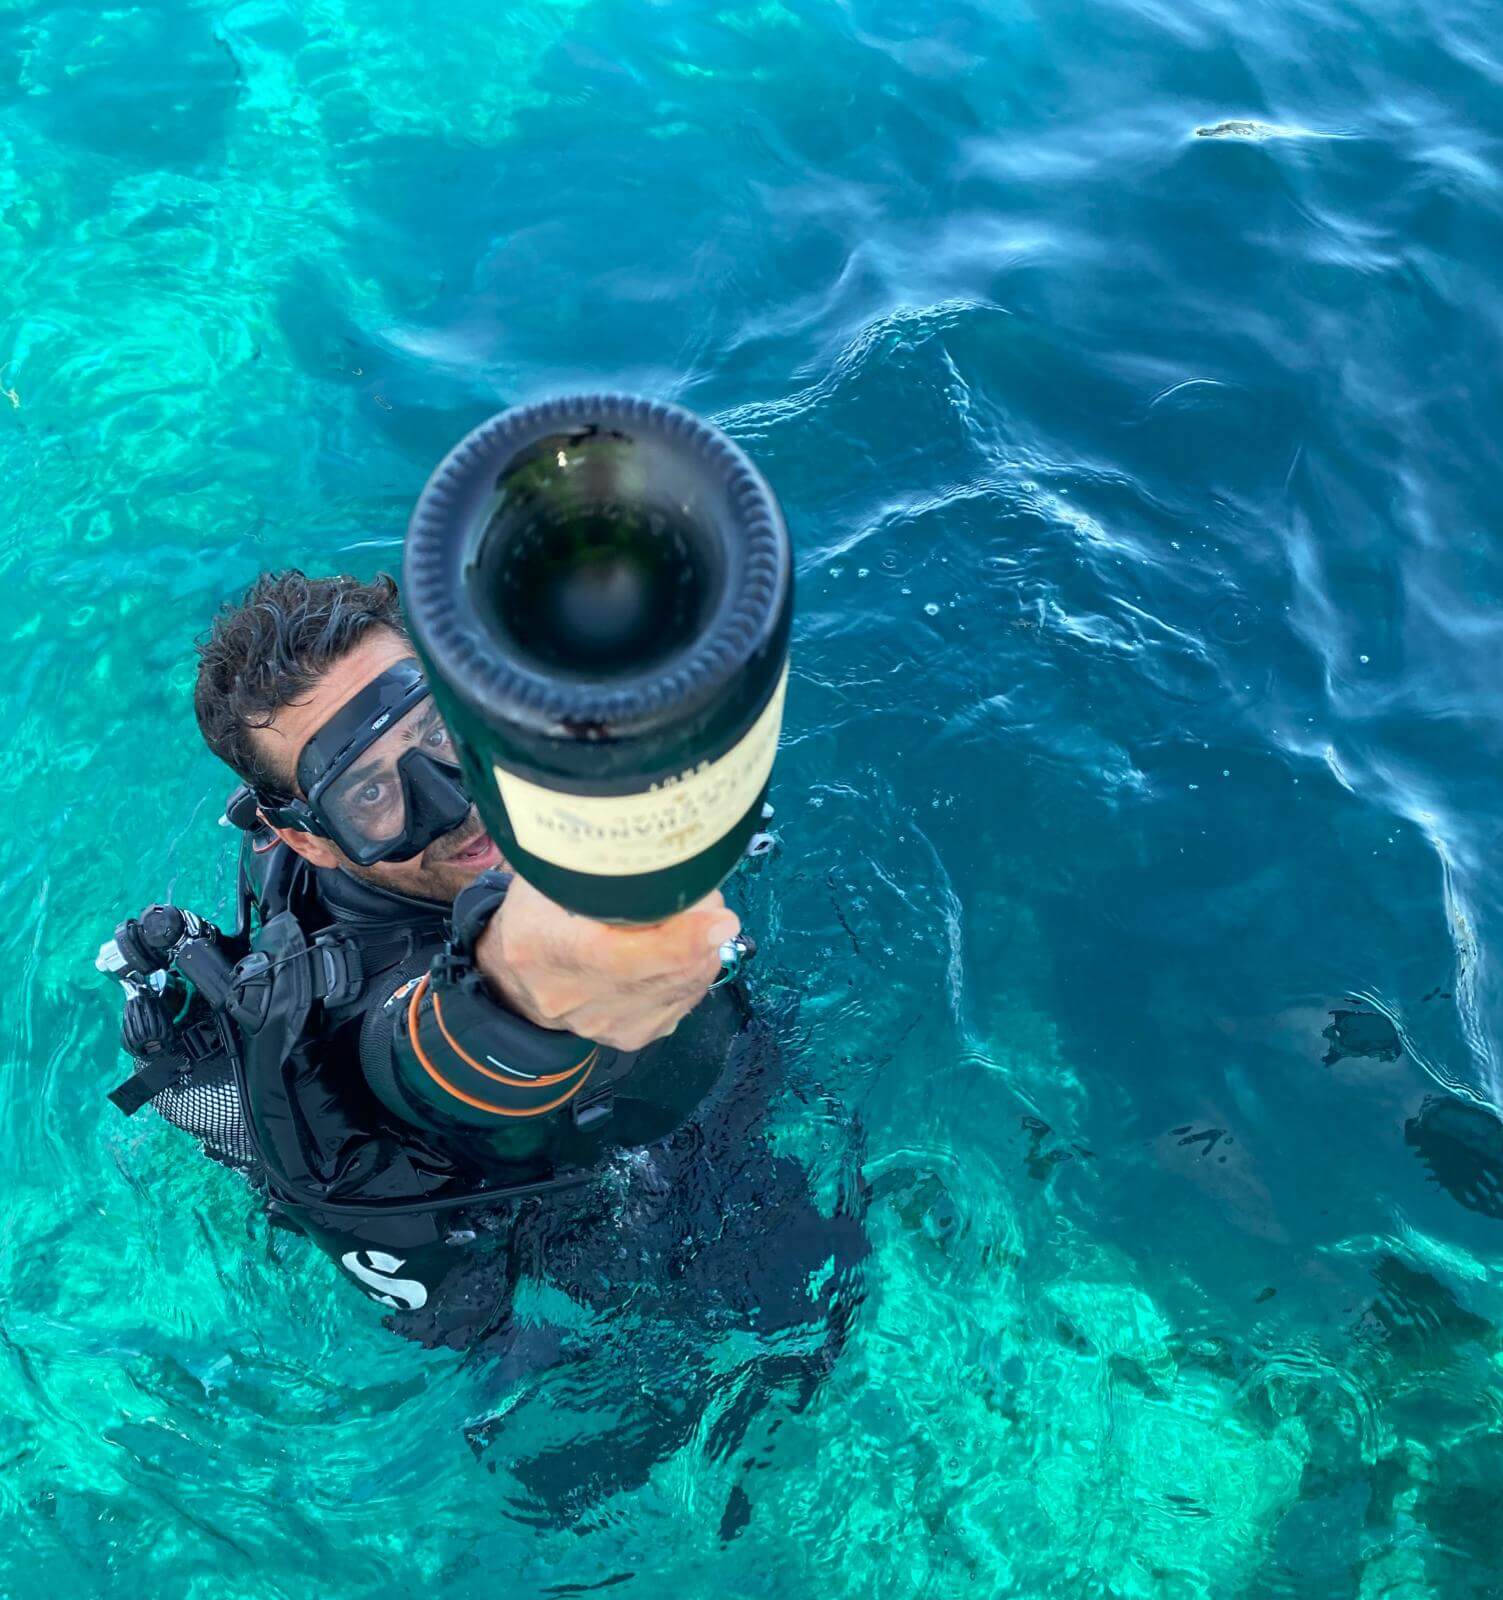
103;570;865;1416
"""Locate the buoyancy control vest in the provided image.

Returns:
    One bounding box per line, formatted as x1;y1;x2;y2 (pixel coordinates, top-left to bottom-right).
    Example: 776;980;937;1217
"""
105;801;750;1247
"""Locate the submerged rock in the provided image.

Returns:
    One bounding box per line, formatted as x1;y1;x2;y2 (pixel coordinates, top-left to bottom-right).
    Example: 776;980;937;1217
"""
1321;1009;1403;1067
1405;1095;1503;1220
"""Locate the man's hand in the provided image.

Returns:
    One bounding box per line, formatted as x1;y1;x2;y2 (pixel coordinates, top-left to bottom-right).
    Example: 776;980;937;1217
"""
473;874;741;1052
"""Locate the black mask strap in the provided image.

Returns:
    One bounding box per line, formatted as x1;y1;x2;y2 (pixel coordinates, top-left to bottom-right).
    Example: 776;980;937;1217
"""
256;795;325;838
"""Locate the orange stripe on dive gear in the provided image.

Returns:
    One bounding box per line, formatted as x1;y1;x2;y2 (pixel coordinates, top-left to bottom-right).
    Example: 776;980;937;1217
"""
405;975;597;1118
429;983;598;1089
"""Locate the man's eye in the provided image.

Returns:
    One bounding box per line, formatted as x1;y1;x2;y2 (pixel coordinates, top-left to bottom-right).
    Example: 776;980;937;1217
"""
425;725;452;752
356;781;388;808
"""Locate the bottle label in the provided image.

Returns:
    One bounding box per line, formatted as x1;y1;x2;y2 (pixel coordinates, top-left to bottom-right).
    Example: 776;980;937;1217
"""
492;665;788;878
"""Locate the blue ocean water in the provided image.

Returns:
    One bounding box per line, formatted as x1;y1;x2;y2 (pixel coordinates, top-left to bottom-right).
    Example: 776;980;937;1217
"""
2;0;1502;1593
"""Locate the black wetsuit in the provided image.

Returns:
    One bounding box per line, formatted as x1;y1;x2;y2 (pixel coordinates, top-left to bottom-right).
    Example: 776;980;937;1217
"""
120;837;867;1512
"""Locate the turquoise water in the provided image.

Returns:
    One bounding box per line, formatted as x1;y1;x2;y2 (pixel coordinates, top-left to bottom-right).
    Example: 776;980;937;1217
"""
4;0;1503;1593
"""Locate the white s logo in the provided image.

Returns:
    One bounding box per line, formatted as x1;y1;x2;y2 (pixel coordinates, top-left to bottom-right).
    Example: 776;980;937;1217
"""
340;1249;429;1311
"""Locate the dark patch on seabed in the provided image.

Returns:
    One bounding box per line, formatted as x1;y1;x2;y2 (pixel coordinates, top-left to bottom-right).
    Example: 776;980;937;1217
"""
1321;1008;1403;1067
1406;1097;1503;1221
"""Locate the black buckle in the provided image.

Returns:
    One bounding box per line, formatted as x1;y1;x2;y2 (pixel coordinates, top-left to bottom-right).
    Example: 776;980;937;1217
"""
310;931;364;1009
177;1019;223;1065
224;784;262;831
228;951;274;1033
572;1089;615;1132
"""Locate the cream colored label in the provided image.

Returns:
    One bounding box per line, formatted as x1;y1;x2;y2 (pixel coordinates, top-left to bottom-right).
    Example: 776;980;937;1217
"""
494;666;788;877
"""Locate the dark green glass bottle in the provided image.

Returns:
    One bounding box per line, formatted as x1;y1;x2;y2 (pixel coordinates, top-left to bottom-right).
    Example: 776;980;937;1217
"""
403;395;793;923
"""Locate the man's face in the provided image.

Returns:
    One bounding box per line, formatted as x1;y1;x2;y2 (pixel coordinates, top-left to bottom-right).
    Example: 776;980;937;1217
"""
251;627;505;904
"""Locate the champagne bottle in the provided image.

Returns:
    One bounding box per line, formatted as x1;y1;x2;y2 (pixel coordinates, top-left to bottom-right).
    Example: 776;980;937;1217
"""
404;394;793;923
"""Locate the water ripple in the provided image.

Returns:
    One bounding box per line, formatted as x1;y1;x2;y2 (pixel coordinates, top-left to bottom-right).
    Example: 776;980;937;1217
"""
3;0;1503;1591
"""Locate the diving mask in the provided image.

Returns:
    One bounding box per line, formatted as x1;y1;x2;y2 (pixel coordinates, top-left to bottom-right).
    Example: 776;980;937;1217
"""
259;658;472;865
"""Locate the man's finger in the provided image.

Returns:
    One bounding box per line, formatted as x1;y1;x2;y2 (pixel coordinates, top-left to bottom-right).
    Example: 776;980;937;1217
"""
586;909;738;982
674;902;740;961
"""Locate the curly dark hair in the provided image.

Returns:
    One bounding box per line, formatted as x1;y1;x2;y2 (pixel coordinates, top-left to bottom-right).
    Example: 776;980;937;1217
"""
193;569;408;799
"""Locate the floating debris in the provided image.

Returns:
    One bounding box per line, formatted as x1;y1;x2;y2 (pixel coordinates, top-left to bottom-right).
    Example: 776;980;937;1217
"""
1195;119;1316;141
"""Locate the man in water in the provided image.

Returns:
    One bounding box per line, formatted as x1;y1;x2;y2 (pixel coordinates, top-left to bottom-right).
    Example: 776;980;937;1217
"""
111;569;864;1509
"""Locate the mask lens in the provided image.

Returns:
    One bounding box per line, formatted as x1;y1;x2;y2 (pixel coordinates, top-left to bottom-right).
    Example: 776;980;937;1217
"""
319;699;459;857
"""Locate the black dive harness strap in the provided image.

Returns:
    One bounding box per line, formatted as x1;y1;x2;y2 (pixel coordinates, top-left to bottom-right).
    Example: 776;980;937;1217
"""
107;1014;228;1116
